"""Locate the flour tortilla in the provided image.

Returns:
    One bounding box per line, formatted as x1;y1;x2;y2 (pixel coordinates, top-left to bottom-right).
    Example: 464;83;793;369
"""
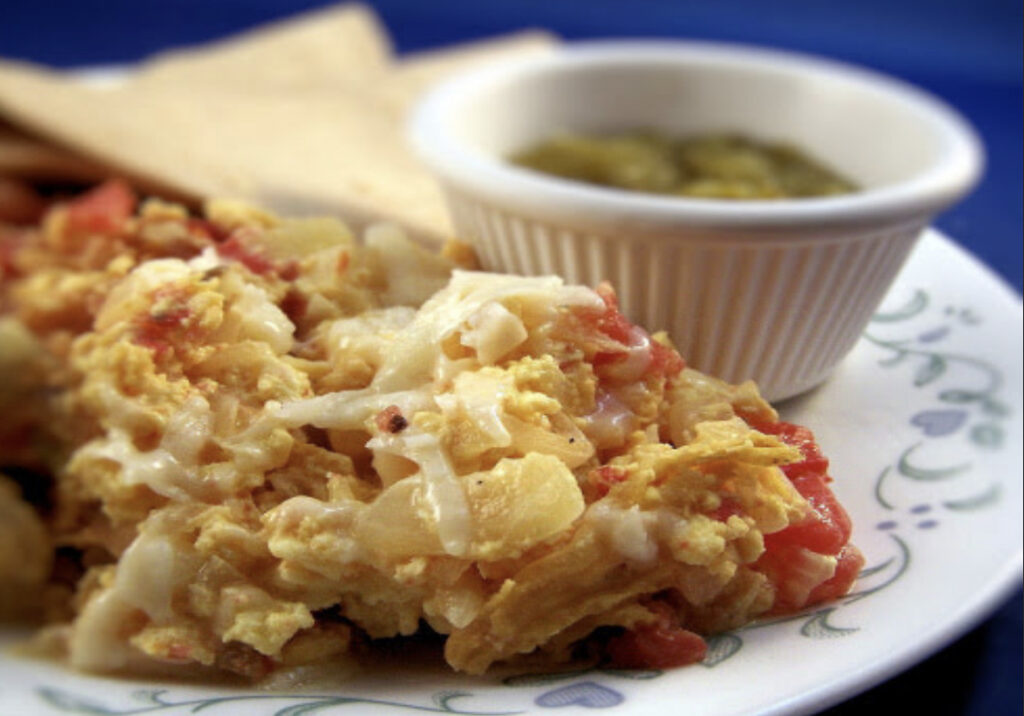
134;3;394;90
0;123;106;181
0;63;212;205
0;5;556;243
0;63;442;237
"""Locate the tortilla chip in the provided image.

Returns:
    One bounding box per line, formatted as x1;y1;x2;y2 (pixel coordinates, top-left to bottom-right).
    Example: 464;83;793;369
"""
0;7;557;243
0;124;106;182
0;63;211;203
134;3;394;90
0;64;442;238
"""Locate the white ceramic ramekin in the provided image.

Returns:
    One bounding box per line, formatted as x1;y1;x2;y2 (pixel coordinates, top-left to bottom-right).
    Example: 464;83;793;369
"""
409;41;982;401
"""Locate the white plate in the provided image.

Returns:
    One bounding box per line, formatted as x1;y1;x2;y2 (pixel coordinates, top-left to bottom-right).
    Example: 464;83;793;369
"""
1;229;1021;716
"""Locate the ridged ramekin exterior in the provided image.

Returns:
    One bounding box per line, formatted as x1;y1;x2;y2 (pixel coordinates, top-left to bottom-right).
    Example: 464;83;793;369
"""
444;186;925;402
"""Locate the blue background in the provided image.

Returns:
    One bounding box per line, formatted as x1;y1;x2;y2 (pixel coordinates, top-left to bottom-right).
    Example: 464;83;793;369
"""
2;2;1021;714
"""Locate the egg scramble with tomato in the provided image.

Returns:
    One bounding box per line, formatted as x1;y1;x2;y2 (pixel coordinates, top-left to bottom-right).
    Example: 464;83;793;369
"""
0;182;863;681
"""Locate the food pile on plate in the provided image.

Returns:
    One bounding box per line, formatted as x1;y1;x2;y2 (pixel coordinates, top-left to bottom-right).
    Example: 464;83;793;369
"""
0;181;863;681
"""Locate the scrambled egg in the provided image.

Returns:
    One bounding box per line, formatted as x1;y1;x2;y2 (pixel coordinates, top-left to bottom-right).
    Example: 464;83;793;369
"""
0;181;859;680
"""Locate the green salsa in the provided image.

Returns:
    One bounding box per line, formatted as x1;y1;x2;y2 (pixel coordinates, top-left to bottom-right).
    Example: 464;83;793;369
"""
510;131;857;199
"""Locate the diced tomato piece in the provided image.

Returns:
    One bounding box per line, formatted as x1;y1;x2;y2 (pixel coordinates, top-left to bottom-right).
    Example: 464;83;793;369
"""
710;497;743;522
0;229;27;279
186;218;228;242
134;308;190;357
280;289;309;324
593;282;634;344
752;419;829;479
132;289;191;357
649;340;686;377
278;261;300;281
217;234;276;275
756;543;833;613
588;465;629;498
749;418;851;555
606;603;707;669
768;472;853;555
215;232;297;279
805;544;865;606
65;179;137;234
586;282;685;380
747;417;861;613
761;543;864;614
